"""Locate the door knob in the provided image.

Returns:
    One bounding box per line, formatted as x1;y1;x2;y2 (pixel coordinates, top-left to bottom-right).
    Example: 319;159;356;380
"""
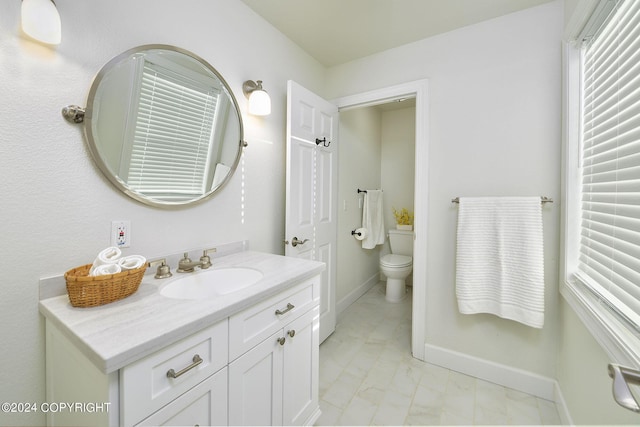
291;237;309;247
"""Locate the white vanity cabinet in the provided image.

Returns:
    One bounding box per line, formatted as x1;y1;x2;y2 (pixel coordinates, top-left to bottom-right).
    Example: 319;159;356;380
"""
228;278;320;426
44;271;321;427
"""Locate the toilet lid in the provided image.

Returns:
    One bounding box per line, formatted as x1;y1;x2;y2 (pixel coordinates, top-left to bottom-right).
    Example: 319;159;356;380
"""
380;254;412;268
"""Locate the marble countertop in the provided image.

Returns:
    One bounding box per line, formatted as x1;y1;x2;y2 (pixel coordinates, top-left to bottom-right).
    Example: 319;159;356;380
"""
39;250;325;374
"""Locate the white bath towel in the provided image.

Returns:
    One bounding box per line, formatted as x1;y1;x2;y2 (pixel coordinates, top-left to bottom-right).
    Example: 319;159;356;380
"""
90;263;122;277
119;255;147;271
89;246;122;275
455;197;545;328
362;190;385;249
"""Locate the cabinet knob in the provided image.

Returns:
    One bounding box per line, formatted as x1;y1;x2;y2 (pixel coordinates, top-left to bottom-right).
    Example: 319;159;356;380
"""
277;337;286;346
287;330;296;338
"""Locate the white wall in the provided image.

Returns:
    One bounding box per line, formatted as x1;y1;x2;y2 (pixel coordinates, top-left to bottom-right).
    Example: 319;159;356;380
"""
336;107;383;303
0;1;324;425
328;0;563;380
381;107;416;232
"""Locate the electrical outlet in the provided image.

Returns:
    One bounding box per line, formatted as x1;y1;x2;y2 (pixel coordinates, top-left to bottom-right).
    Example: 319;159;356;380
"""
111;220;131;248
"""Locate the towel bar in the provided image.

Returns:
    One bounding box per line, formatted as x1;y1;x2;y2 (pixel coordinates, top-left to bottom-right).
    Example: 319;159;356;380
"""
451;196;553;204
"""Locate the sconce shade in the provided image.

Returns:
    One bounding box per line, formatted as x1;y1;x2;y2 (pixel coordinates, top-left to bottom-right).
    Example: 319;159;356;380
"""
21;0;62;45
243;80;271;116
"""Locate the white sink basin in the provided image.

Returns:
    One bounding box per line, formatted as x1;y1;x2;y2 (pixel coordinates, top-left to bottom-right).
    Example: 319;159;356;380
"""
160;267;263;300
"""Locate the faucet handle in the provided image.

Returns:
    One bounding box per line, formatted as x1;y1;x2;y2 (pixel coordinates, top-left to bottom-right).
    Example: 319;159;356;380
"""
177;252;193;273
199;248;216;269
148;258;173;279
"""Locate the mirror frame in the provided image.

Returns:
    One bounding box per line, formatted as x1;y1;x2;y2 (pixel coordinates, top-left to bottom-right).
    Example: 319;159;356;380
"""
83;44;245;208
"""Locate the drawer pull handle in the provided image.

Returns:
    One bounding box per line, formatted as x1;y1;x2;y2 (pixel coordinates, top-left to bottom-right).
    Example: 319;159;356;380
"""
277;337;286;346
275;303;294;316
167;354;203;379
288;329;296;338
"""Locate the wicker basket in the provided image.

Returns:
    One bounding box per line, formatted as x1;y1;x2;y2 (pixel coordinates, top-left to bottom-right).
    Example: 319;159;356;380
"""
64;263;146;308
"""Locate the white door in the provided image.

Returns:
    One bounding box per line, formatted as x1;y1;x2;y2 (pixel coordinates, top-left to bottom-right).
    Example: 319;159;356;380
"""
286;80;337;343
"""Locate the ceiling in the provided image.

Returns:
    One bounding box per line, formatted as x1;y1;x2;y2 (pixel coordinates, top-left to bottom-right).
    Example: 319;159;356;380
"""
240;0;554;67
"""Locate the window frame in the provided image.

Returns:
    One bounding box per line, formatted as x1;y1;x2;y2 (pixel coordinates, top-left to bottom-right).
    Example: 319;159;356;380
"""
120;54;223;201
561;0;640;368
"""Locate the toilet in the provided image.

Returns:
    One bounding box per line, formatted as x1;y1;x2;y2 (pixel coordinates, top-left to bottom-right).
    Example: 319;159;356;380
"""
379;229;413;302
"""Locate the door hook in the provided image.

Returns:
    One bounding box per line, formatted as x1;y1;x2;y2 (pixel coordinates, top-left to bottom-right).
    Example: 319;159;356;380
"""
315;137;330;147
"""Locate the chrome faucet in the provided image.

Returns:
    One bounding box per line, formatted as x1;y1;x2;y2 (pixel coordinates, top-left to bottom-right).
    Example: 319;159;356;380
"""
176;248;216;273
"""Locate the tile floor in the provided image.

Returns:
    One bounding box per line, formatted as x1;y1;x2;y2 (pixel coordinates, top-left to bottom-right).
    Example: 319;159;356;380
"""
315;283;563;426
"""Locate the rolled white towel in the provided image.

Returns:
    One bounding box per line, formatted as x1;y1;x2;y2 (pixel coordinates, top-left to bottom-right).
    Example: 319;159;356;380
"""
89;246;122;275
119;255;147;271
90;263;122;277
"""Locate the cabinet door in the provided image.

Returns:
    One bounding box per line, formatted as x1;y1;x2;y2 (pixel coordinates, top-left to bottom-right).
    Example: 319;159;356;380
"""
228;331;284;426
135;368;227;426
283;306;319;426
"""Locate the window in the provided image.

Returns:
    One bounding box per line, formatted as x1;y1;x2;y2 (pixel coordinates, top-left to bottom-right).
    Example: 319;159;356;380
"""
122;59;222;201
563;0;640;365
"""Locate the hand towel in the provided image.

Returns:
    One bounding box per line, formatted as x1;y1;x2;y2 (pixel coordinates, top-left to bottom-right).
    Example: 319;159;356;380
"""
90;263;122;277
89;246;122;275
455;197;545;328
362;190;385;249
119;255;147;271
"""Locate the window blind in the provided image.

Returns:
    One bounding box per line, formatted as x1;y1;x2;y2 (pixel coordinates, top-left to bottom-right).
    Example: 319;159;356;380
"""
127;61;220;200
578;0;640;330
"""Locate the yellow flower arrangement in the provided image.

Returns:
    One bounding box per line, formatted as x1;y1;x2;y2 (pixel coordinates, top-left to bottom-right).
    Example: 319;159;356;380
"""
392;207;413;225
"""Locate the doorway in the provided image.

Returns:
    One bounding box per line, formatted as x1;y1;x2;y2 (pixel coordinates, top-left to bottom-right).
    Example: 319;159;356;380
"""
333;80;428;360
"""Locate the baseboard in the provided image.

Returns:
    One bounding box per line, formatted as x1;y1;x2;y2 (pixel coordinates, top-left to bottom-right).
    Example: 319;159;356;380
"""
553;381;574;425
424;343;558;402
336;273;380;318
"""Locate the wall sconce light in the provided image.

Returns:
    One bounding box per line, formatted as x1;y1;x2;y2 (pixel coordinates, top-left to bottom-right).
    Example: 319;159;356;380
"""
21;0;62;45
242;80;271;116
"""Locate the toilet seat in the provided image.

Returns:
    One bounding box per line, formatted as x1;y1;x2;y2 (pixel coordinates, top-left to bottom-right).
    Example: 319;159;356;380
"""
380;254;412;268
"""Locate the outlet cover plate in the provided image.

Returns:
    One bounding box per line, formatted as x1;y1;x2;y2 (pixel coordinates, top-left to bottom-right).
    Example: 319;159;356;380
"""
111;220;130;248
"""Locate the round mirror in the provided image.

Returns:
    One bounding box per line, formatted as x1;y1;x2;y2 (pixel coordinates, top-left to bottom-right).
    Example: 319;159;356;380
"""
83;45;244;208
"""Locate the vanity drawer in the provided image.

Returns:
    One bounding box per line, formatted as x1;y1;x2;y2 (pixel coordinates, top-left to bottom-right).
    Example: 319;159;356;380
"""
121;320;228;427
229;277;319;361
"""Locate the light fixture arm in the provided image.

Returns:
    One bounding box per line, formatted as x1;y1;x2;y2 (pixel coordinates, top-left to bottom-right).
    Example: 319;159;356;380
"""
242;80;264;98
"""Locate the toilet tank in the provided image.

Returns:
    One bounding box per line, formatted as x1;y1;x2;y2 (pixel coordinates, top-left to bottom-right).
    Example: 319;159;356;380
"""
388;229;414;256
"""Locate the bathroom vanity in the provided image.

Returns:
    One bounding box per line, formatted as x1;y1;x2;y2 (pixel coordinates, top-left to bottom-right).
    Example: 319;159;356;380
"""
39;249;324;426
